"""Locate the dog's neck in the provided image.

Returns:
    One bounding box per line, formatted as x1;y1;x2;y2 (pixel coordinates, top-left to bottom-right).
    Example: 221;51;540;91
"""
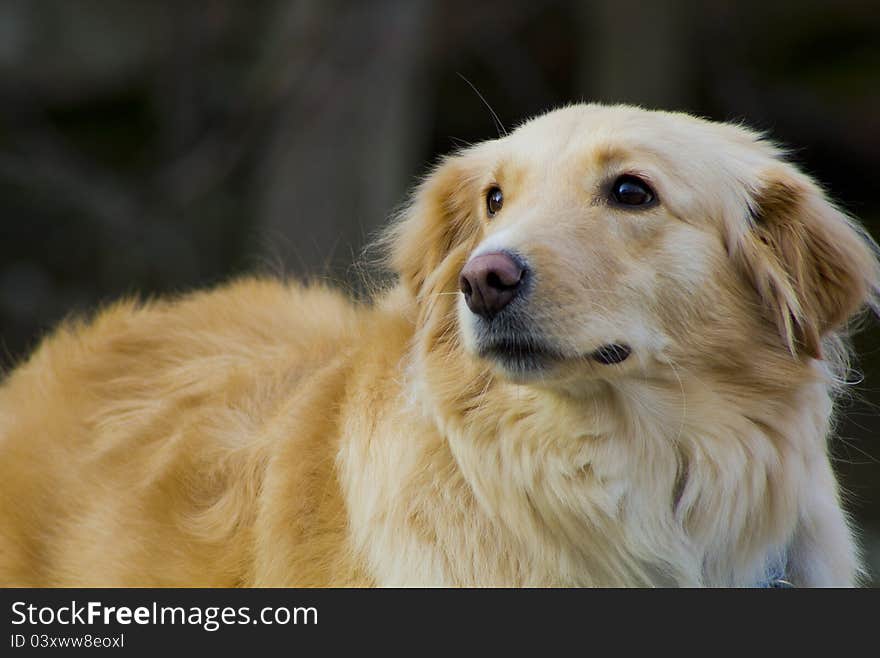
409;328;832;586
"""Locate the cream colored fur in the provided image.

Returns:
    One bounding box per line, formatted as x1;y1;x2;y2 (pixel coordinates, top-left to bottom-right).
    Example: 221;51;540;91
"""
1;104;877;587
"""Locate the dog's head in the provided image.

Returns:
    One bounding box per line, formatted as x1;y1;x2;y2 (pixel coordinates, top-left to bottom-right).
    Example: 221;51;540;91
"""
389;104;879;393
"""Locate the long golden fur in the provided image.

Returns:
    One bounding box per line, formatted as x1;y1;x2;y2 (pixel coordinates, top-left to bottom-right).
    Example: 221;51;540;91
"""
1;104;878;586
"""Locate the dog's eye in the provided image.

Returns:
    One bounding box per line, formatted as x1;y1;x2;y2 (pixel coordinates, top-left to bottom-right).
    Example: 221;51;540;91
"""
486;187;504;217
611;175;655;206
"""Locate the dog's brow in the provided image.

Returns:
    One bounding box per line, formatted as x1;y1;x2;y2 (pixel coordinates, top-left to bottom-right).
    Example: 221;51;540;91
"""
590;144;631;168
491;161;527;191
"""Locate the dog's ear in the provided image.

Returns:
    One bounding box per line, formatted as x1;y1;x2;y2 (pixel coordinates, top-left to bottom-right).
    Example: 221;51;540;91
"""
736;164;879;359
387;154;483;297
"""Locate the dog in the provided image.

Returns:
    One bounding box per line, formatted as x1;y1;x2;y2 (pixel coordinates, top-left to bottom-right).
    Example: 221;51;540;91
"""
1;103;877;587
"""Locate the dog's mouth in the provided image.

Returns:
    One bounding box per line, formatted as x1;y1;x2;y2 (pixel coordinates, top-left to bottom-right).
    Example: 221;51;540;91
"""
590;343;632;365
466;296;633;375
479;339;632;373
480;338;566;372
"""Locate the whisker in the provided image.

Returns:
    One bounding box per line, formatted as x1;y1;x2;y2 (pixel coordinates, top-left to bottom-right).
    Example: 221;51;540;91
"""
457;73;507;138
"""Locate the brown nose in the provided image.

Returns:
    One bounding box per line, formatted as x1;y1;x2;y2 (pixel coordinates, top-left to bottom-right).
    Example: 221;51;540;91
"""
459;252;526;319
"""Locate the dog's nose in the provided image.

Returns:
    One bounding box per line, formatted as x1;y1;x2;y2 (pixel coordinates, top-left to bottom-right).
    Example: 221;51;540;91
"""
459;252;526;318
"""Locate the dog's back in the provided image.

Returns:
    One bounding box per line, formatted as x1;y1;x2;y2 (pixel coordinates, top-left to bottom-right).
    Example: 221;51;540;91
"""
0;278;370;586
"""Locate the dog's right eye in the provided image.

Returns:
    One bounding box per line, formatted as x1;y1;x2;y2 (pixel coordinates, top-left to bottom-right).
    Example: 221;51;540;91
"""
486;187;504;217
611;175;655;207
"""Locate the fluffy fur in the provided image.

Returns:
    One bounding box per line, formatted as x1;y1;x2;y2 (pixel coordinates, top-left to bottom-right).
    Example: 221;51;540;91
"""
1;104;877;587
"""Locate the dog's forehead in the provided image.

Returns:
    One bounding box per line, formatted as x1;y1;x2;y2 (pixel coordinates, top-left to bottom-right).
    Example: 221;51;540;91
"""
495;103;779;192
512;104;663;149
497;112;641;182
516;104;719;141
494;107;666;185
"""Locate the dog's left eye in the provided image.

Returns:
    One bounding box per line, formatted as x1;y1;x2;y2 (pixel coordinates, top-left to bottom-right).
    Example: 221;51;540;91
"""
486;187;504;217
611;175;655;206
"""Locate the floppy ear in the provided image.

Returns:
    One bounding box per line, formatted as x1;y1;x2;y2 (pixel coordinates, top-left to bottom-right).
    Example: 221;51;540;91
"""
737;164;879;359
387;154;483;297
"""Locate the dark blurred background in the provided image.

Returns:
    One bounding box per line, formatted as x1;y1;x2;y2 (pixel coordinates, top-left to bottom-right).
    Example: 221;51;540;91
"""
1;0;878;584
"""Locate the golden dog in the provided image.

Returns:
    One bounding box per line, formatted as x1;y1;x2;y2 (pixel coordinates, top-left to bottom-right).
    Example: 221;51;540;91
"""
1;104;877;586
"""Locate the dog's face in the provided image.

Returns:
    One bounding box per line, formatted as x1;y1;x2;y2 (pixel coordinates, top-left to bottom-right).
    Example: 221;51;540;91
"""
391;105;878;392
